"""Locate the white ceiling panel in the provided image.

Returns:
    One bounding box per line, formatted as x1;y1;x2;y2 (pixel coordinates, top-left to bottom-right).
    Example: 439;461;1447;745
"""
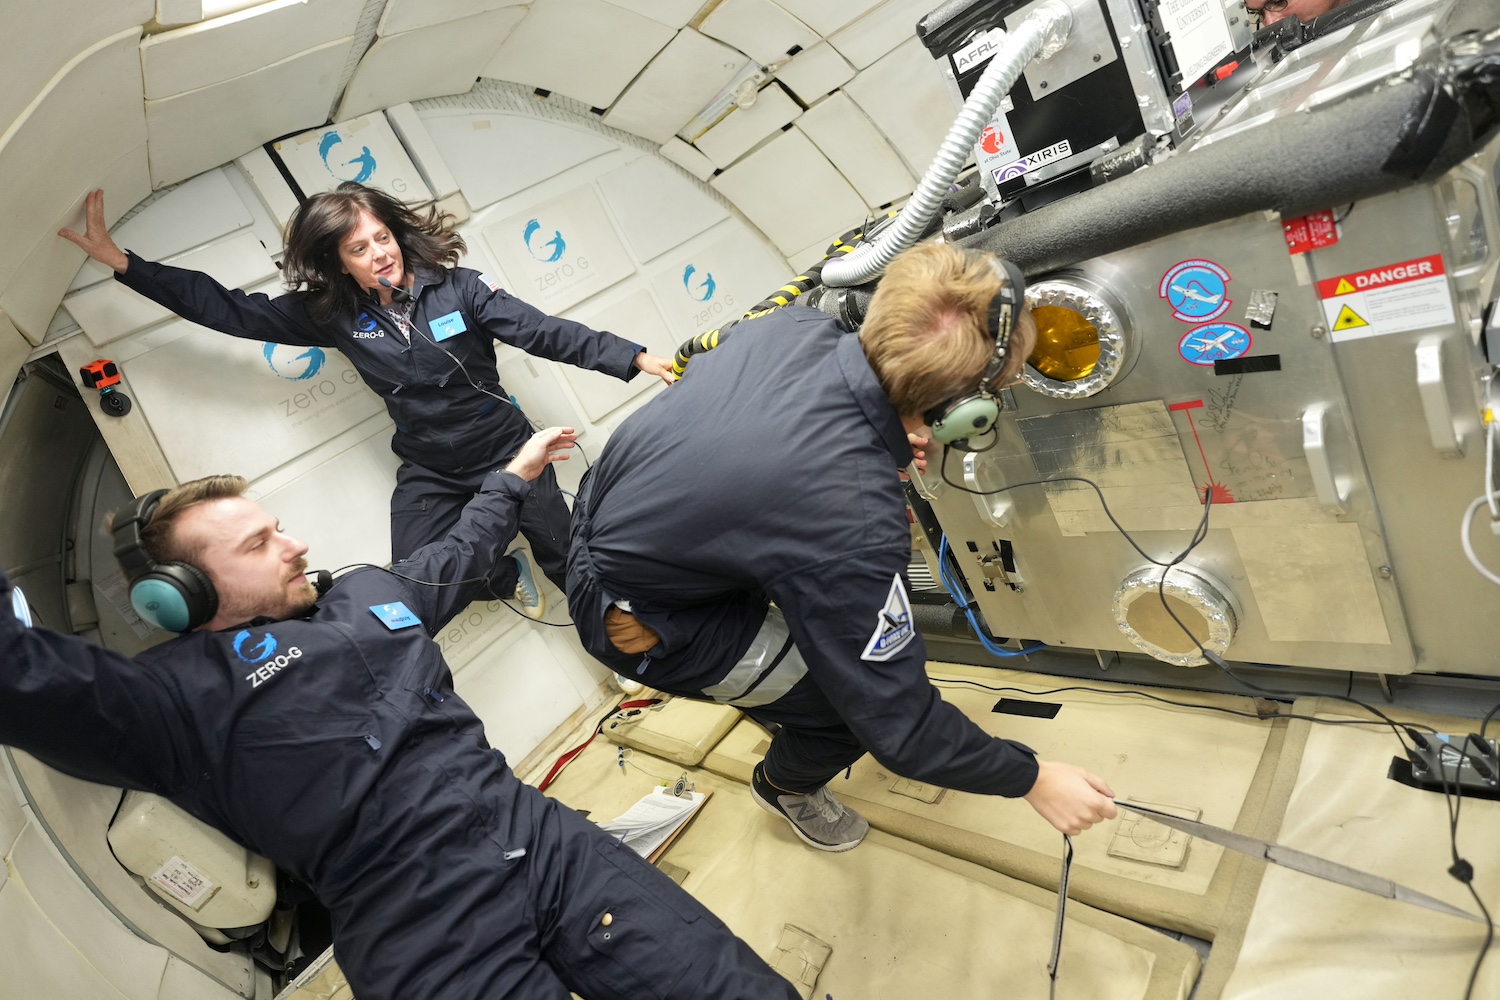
771;0;885;36
482;0;676;109
843;36;956;177
71;169;255;292
693;84;802;169
0;1;150;138
420;111;617;210
603;29;748;146
0;29;145;307
385;104;462;201
65;230;281;347
145;36;354;189
256;426;401;572
337;7;525;120
563;289;670;420
124;316;384;483
699;0;820;67
647;225;795;342
711;128;867;256
598;0;703;28
380;0;527;35
140;0;364;100
775;41;856;103
275;113;433;202
798;93;915;209
828;0;933;69
482;185;635;314
234;146;302;234
659;139;716;182
597;156;728;263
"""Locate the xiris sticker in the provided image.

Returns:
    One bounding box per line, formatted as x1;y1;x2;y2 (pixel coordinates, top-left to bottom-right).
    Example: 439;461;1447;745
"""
1160;259;1232;323
1178;323;1252;366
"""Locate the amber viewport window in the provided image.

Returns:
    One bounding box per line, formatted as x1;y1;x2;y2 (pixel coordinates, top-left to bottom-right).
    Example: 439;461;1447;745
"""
1027;305;1102;381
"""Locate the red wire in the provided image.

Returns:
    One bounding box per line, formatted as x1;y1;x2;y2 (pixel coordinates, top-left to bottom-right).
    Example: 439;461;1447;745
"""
537;698;660;792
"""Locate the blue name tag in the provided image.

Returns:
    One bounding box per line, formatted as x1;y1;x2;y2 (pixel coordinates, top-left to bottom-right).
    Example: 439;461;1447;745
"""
429;310;468;342
370;602;422;630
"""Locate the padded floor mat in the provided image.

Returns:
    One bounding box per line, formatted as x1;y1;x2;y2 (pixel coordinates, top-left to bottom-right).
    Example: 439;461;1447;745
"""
701;663;1289;938
1201;698;1500;1000
601;694;741;766
543;738;1201;1000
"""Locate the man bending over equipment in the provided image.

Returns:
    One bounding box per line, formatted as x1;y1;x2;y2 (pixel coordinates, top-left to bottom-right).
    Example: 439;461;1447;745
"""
568;242;1117;852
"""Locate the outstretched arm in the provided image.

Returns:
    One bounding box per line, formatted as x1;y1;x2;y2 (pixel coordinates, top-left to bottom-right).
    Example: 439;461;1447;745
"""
60;189;326;348
396;427;577;629
0;576;196;795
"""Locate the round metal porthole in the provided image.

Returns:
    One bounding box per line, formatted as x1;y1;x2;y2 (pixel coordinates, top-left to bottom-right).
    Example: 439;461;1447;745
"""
1021;278;1132;399
1112;566;1238;667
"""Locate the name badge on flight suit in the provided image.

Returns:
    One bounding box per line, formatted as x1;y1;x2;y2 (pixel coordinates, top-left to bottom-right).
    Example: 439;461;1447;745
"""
370;602;422;630
429;311;468;342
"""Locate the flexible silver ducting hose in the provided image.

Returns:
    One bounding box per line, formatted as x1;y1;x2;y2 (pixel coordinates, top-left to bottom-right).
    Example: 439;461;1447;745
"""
821;0;1074;287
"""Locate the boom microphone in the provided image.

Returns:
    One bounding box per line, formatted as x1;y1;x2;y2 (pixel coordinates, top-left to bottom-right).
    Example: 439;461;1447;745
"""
378;277;411;303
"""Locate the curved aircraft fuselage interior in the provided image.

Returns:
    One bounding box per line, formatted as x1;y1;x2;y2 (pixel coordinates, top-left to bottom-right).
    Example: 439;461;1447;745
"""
3;0;1500;997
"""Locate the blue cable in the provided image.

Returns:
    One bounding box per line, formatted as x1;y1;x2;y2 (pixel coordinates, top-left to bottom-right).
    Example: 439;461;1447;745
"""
937;534;1045;659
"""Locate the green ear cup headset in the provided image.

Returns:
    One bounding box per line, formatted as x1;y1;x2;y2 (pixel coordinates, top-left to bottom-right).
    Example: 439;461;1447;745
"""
925;255;1027;449
111;490;219;633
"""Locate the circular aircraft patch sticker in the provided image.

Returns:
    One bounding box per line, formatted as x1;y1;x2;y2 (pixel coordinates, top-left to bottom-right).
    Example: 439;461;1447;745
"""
1178;323;1252;366
1160;259;1232;323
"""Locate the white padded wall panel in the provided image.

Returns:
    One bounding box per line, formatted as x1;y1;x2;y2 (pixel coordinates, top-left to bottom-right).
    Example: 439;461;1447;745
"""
0;1;151;139
0;879;151;1000
380;0;527;35
65;231;281;347
798;93;916;208
255;426;402;572
386;104;462;201
596;157;728;263
453;629;594;763
436;597;523;673
563;290;672;420
0;313;30;410
698;0;820;67
598;0;704;27
121;319;384;483
775;41;857;103
710;128;866;256
602;29;748;146
482;0;676;110
235;147;302;233
140;0;364;100
0;144;151;342
843;36;956;177
772;0;885;36
420;111;618;211
0;29;145;314
276;114;434;203
157;0;206;26
337;8;525;121
145;37;354;189
829;0;933;69
7;823;175;1000
70;170;255;292
659;138;717;181
482;186;635;314
495;354;586;440
692;85;803;169
648;226;794;342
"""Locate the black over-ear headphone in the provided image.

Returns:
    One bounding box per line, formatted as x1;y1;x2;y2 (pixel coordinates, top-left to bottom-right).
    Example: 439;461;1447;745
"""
925;255;1028;448
111;490;219;633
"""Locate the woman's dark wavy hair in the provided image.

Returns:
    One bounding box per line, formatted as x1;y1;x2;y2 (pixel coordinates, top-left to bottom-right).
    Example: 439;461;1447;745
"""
281;182;466;325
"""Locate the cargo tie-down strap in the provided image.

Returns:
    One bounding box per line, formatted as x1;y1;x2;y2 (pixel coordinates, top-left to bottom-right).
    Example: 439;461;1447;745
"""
1046;801;1482;995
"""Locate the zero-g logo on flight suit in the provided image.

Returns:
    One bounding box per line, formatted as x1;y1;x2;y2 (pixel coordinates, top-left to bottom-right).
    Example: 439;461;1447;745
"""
352;312;384;340
234;629;304;687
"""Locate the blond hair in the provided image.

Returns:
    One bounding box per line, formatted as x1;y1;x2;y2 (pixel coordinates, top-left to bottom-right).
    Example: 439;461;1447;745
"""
108;475;248;566
860;243;1031;418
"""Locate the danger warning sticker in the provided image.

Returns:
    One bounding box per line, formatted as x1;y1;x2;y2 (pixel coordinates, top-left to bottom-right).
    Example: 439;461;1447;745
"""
1317;254;1455;342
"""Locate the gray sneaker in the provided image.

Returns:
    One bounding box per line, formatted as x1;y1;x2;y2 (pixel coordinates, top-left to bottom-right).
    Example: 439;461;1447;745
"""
750;763;868;852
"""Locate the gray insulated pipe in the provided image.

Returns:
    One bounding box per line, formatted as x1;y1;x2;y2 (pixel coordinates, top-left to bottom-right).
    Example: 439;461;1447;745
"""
961;1;1500;276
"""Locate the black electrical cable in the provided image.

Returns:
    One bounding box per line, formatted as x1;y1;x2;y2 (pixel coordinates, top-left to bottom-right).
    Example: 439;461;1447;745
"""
937;443;1494;993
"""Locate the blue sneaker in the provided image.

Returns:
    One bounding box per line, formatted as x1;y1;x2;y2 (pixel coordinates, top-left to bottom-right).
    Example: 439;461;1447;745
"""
510;550;545;620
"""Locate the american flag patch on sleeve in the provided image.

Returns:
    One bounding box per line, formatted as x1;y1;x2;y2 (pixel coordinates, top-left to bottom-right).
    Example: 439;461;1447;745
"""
477;272;502;292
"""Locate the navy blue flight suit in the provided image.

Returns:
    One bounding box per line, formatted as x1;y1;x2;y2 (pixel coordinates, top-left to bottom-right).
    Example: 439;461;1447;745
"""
0;473;796;1000
568;307;1040;797
116;254;644;593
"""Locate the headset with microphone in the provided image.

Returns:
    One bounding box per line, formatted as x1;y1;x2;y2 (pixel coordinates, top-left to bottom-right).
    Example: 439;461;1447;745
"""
924;255;1028;449
111;491;331;633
